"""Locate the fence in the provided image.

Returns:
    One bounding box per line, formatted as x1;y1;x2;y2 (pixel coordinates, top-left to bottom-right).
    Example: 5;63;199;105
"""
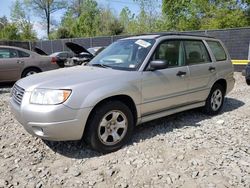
0;27;250;60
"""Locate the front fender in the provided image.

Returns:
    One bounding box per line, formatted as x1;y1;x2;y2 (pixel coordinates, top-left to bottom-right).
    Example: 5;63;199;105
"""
81;83;141;108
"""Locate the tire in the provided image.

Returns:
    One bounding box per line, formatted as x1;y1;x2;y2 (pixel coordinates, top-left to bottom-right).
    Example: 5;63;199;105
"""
246;79;250;85
84;101;134;153
203;83;225;115
22;68;41;78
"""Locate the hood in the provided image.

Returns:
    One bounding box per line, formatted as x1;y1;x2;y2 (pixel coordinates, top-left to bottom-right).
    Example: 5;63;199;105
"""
33;47;48;55
16;66;127;91
65;42;91;55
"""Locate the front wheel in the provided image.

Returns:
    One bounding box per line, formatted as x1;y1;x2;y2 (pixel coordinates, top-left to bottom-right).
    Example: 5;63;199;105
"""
203;84;225;115
84;101;134;153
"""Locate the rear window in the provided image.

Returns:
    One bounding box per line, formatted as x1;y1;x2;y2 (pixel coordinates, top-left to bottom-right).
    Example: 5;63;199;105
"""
207;41;227;61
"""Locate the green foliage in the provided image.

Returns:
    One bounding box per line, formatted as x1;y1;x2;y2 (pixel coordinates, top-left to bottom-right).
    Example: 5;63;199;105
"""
0;23;21;40
162;0;250;31
10;0;37;40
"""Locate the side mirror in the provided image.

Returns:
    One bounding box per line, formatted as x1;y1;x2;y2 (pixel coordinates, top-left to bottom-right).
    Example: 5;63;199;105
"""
149;60;168;71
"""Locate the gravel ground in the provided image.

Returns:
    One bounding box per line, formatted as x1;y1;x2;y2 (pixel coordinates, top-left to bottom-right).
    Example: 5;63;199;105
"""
0;72;249;188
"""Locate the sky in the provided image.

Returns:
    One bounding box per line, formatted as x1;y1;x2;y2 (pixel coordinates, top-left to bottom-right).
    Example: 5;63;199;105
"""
0;0;141;39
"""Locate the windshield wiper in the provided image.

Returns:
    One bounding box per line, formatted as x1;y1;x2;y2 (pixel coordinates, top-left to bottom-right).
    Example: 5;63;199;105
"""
91;64;112;69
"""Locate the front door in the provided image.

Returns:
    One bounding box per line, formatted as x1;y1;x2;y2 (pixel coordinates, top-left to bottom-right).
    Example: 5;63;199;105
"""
141;40;190;116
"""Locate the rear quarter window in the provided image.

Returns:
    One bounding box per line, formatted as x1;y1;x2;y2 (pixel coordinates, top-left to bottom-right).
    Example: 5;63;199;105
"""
207;41;227;61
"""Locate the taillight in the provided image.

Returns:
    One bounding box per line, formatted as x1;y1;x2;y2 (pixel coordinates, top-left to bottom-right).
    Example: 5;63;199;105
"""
51;57;57;64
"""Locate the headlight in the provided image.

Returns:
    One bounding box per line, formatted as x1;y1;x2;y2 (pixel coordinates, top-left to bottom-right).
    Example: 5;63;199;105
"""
30;89;71;105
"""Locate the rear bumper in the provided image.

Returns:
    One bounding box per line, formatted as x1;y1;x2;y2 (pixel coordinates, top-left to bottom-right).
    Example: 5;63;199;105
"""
10;92;92;141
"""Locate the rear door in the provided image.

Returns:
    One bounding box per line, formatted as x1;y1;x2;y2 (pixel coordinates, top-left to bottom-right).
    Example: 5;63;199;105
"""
184;40;215;102
0;48;24;82
141;40;190;116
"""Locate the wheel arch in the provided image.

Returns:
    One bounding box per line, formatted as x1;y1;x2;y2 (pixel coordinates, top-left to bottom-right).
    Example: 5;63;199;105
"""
85;95;138;131
21;66;42;78
213;78;227;94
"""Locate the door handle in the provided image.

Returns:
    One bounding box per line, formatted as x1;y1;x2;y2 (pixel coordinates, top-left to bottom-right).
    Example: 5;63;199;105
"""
209;66;216;72
176;71;187;77
17;60;24;64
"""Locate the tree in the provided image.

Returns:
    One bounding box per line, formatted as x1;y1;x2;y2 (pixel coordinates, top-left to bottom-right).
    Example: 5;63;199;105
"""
11;0;37;40
56;27;74;38
0;24;21;40
162;0;249;31
97;8;123;36
25;0;66;38
70;0;100;37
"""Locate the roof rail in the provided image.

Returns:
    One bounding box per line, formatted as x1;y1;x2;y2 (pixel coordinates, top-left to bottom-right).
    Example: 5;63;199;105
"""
130;32;215;39
156;32;215;39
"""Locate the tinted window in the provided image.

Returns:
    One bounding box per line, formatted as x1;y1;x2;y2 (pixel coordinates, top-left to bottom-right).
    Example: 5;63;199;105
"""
207;41;227;61
0;48;18;58
152;40;185;67
184;40;211;65
18;50;30;58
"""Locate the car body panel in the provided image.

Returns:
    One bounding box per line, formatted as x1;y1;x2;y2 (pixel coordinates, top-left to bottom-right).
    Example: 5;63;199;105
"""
141;66;190;116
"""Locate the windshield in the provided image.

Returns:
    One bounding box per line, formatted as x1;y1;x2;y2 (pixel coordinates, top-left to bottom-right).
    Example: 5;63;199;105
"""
89;39;155;71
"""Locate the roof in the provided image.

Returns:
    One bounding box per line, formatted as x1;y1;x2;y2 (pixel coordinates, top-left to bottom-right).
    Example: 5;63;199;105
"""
122;32;215;40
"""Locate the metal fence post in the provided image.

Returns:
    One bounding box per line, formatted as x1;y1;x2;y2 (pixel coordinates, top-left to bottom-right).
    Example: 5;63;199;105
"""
248;41;250;60
50;40;53;53
29;41;32;50
90;37;93;47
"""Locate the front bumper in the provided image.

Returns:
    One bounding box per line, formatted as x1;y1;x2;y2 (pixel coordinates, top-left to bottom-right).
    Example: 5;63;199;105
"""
10;91;92;141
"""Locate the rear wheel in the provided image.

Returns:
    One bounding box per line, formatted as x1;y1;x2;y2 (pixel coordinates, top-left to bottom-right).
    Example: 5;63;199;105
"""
203;84;225;115
84;101;134;153
22;68;41;78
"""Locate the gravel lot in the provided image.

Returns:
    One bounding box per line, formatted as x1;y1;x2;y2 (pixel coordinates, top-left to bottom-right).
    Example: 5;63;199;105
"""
0;72;249;188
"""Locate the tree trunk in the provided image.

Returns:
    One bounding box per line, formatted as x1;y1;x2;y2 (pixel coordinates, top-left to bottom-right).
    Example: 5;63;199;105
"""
46;1;50;38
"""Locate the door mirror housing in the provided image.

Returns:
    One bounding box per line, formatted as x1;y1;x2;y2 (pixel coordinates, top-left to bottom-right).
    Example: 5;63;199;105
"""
149;60;168;71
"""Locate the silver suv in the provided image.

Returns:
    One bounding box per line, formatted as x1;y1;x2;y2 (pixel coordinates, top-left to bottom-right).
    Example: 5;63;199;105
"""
10;34;235;153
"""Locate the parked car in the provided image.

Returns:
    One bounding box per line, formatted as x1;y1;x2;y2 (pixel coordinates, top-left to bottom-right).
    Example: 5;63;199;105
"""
49;51;74;68
34;47;73;68
10;34;235;153
242;62;250;85
65;42;104;65
0;45;59;83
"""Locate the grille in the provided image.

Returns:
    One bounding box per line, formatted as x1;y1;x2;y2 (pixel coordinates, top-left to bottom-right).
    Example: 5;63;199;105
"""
11;84;25;105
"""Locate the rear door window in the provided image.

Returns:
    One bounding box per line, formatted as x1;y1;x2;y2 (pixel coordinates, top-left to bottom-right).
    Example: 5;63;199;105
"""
184;40;211;65
207;41;227;61
18;50;30;58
